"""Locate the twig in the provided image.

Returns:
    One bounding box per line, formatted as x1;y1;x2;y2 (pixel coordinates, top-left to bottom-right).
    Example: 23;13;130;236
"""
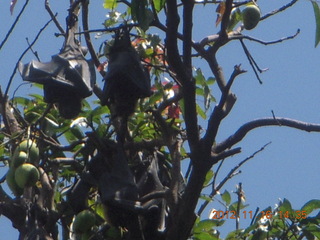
0;0;30;51
240;39;267;84
241;29;300;45
81;0;103;75
197;142;270;216
203;65;245;150
211;147;242;164
45;0;65;35
26;38;40;61
5;17;53;97
260;0;299;21
235;182;243;230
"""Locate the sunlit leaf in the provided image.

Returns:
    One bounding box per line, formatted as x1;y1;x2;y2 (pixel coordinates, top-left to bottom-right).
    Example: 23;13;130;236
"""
301;199;320;215
203;170;214;187
196;103;207;119
153;0;165;12
311;1;320;47
194;219;225;233
193;232;219;240
103;0;117;9
195;68;206;85
279;198;293;213
221;190;231;205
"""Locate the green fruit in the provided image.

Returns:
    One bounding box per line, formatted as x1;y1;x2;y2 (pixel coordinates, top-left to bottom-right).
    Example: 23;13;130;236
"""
12;151;28;168
72;210;96;234
6;168;24;196
15;163;40;188
242;4;261;30
16;139;39;163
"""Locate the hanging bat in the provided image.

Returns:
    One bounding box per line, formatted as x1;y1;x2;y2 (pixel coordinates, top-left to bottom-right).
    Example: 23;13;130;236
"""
101;27;151;142
19;15;95;119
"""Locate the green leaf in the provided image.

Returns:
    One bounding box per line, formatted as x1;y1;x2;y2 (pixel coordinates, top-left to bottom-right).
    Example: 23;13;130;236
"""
196;103;207;119
254;206;272;224
207;77;216;85
203;170;214;187
103;0;117;9
131;0;153;31
196;87;204;96
221;190;231;206
199;194;213;202
279;198;293;213
301;199;320;215
193;219;225;233
311;1;320;47
153;0;165;12
193;232;219;240
195;68;206;85
303;224;320;238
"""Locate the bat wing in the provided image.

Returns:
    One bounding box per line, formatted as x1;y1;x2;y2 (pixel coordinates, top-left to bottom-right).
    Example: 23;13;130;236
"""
18;33;95;99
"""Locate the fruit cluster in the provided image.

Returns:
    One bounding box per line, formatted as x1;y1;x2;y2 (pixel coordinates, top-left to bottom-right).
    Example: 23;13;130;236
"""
6;139;40;196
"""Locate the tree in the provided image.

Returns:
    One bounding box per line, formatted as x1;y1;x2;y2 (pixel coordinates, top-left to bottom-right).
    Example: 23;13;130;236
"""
0;0;320;239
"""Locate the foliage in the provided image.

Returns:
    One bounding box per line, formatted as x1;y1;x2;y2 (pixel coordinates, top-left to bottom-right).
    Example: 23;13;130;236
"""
1;0;320;240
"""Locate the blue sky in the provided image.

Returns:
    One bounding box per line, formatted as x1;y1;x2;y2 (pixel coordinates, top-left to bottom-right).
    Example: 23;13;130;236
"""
0;0;320;238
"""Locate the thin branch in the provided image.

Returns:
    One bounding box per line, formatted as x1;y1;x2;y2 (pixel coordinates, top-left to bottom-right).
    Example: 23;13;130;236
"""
240;39;265;84
45;0;65;35
81;0;104;75
197;142;270;216
0;0;30;51
241;29;300;45
215;118;320;153
211;147;242;164
260;0;299;21
5;17;53;97
199;29;300;48
203;65;245;151
26;38;40;61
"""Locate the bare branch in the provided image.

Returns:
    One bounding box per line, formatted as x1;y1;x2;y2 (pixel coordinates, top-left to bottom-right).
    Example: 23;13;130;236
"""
203;65;245;151
5;17;53;97
215;118;320;153
197;142;270;216
260;0;299;21
239;39;266;84
45;0;65;35
81;0;104;76
199;29;300;48
0;0;30;51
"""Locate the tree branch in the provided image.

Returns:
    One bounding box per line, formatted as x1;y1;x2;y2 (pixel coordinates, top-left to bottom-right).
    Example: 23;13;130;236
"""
215;118;320;153
198;142;270;216
0;0;30;51
203;65;245;152
45;0;65;35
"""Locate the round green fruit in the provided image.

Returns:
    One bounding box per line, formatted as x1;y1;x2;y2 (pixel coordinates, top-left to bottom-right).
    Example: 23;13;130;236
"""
6;168;24;196
72;210;96;234
16;139;39;163
15;163;40;188
242;4;261;30
12;151;28;168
